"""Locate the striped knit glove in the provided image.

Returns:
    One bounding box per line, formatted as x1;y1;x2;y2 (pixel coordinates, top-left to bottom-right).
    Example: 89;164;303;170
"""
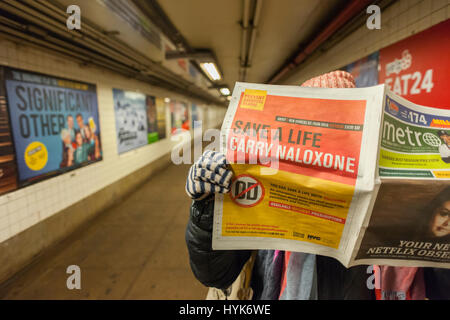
185;150;233;200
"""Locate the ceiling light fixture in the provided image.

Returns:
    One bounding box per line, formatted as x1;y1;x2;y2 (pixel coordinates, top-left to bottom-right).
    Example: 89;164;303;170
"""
219;88;231;96
200;62;222;81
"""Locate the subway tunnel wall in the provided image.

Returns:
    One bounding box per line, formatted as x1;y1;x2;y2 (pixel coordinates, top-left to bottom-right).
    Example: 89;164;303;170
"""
0;0;448;293
0;37;226;283
281;0;449;85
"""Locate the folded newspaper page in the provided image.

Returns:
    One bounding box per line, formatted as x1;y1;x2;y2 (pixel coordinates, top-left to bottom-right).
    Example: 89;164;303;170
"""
352;92;450;268
212;82;385;267
212;82;450;269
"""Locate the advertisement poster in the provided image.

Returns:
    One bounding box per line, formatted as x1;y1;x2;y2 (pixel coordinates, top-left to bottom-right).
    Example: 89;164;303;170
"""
146;95;159;144
0;67;18;195
213;83;385;254
355;181;450;264
170;100;190;134
379;19;450;110
344;51;379;88
3;67;102;186
155;97;166;140
379;93;450;179
191;103;203;128
113;88;148;154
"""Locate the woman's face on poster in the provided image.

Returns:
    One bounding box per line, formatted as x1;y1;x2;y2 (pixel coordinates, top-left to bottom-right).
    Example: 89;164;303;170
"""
76;133;83;146
84;126;91;139
430;200;450;237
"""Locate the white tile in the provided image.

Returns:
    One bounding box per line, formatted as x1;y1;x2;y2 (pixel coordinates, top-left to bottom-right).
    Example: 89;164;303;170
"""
0;227;10;244
432;0;448;11
431;7;447;24
0;214;9;231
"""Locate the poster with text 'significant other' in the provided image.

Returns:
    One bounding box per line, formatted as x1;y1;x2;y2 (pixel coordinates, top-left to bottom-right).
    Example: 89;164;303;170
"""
3;67;102;187
0;67;18;195
113;88;148;154
213;82;385;266
379;19;450;110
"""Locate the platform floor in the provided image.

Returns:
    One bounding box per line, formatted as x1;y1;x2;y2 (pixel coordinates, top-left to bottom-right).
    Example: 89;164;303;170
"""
0;164;208;299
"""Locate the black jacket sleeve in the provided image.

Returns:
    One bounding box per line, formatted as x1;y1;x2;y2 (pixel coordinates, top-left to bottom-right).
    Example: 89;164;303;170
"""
424;267;450;300
185;194;252;289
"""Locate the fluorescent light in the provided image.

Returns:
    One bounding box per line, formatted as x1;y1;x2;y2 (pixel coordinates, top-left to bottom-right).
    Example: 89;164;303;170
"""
200;62;221;81
124;91;145;100
220;88;230;96
164;97;170;103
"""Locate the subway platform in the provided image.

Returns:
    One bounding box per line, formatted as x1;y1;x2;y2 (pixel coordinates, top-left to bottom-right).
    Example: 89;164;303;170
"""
0;164;207;299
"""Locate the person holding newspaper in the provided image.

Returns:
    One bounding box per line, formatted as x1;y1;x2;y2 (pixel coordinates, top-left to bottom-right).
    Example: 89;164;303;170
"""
185;71;374;300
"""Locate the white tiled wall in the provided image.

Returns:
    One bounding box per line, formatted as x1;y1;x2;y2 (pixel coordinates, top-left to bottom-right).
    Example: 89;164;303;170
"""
0;38;226;244
282;0;450;85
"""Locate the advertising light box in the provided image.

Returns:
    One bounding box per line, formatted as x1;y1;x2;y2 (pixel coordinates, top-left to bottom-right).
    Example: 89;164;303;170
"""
2;67;102;187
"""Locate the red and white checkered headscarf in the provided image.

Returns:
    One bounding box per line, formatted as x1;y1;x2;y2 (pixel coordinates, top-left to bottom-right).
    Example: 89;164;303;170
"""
300;70;355;88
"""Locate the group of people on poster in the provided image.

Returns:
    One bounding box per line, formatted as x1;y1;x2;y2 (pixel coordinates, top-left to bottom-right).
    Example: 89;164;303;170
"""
60;114;101;168
0;66;201;195
1;67;103;190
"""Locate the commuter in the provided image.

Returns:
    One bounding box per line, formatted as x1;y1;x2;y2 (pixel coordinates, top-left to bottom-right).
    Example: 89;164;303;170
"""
185;71;374;300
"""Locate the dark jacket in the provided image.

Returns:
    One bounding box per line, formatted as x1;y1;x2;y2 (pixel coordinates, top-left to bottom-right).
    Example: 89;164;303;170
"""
185;194;374;299
185;195;251;289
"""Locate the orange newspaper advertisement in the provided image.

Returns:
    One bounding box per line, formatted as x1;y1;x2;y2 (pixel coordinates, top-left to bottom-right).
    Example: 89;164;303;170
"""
213;82;385;266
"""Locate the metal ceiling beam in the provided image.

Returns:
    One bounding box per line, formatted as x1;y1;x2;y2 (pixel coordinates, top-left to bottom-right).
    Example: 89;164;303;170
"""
267;0;377;84
239;0;262;82
131;0;192;52
0;0;225;106
131;0;227;90
165;49;215;61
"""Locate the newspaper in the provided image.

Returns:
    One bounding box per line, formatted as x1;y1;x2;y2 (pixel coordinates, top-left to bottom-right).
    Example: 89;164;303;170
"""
212;82;450;269
352;92;450;268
